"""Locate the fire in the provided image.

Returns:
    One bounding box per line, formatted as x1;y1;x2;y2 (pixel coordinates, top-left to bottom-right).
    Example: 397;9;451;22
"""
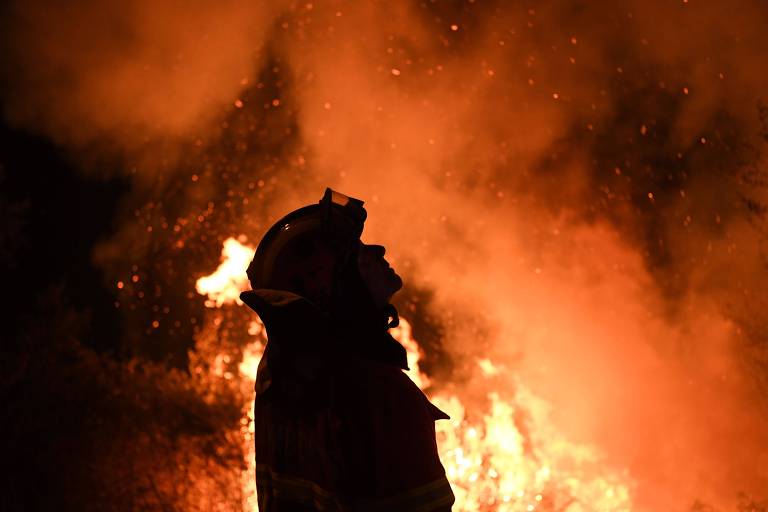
238;335;263;512
394;327;632;511
196;236;254;307
196;238;634;511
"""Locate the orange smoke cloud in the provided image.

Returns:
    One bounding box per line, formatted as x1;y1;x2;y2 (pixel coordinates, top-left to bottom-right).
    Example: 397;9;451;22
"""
1;0;284;154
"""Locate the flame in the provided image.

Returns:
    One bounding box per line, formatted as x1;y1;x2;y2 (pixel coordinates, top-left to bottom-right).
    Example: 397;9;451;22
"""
196;238;634;511
238;335;263;512
196;236;255;308
401;337;632;511
390;319;432;390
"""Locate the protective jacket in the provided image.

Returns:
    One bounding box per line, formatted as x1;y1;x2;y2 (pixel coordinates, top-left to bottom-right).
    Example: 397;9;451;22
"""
241;289;455;512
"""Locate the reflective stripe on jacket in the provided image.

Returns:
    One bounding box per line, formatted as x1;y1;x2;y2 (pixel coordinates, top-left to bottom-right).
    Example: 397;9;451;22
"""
256;463;454;512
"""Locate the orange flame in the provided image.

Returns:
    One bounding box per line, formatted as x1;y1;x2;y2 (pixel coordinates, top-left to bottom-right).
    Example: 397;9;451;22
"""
196;237;254;308
196;238;634;511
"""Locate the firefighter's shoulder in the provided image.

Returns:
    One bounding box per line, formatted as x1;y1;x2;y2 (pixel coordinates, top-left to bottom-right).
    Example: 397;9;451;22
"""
340;358;424;410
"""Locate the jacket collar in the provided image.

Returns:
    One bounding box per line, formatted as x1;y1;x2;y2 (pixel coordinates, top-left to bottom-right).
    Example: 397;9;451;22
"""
240;289;408;370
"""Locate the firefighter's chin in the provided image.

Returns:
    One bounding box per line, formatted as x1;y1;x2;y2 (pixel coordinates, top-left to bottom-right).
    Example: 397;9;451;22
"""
362;266;403;310
388;268;403;294
379;268;403;309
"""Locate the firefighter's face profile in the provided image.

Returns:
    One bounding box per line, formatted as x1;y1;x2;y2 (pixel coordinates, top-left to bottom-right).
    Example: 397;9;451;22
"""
356;242;402;308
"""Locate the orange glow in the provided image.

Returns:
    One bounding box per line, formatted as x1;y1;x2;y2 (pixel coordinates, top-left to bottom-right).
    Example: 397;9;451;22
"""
15;0;768;507
197;238;634;511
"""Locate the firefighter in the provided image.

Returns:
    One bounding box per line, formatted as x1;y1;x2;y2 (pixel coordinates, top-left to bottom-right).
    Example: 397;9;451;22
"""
240;189;455;512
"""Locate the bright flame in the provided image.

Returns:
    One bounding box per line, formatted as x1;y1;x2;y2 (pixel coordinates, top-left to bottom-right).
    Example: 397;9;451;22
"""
390;318;432;390
238;335;263;512
195;236;254;307
478;358;502;377
197;238;635;511
397;325;632;512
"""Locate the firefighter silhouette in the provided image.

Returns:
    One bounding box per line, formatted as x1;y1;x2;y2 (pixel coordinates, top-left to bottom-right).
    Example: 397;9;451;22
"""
241;189;454;511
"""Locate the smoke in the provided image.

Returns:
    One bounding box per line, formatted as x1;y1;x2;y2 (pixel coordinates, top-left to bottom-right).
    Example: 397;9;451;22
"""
271;5;768;509
3;0;768;509
0;0;284;158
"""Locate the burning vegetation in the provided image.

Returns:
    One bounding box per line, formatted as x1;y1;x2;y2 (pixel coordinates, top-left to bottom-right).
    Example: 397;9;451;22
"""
2;0;768;511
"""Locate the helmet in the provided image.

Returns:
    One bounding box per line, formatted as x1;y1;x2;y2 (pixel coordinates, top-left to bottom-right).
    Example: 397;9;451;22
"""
245;188;367;306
